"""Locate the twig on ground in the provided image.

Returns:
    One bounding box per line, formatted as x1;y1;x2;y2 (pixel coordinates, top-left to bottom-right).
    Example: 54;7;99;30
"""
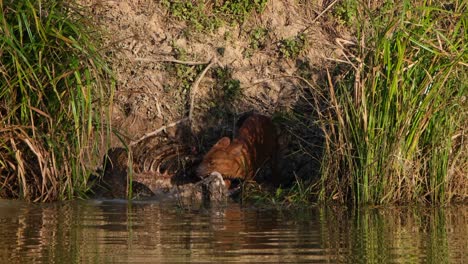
129;118;189;147
301;0;339;34
133;57;210;65
128;56;216;144
246;74;326;99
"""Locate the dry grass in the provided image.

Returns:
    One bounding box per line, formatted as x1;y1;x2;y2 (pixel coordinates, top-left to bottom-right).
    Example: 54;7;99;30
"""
0;0;113;201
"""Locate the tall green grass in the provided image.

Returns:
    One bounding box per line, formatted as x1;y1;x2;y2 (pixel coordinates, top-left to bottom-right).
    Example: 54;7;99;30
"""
0;0;113;201
317;1;467;204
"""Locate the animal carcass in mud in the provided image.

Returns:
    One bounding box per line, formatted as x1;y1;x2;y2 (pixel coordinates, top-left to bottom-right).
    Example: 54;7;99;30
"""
89;144;228;205
89;113;279;205
196;113;279;188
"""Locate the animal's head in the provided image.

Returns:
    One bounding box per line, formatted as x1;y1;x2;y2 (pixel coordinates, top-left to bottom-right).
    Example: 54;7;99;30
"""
196;137;244;178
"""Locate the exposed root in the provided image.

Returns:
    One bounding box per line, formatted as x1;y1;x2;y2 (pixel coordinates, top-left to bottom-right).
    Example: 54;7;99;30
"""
129;118;188;147
133;57;211;65
301;0;340;34
188;57;218;130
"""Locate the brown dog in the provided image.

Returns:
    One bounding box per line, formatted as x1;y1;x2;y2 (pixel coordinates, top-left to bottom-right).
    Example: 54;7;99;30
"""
197;114;278;186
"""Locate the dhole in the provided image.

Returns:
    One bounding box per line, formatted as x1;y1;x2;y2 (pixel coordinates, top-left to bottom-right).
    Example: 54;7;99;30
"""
197;114;278;186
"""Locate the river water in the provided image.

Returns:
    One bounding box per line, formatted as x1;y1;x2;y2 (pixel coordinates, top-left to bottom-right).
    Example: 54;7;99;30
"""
0;199;466;263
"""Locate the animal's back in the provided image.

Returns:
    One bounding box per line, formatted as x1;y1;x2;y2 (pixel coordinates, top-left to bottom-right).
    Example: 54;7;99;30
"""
197;113;277;181
237;114;276;178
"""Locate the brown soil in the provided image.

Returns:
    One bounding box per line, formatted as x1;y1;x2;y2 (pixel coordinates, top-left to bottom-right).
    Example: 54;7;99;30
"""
78;0;351;184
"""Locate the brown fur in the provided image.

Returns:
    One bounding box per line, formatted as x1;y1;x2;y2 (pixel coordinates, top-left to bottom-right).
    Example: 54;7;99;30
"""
197;114;277;183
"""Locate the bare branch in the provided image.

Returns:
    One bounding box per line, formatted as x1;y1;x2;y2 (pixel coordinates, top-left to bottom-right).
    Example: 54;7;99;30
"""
129;118;188;147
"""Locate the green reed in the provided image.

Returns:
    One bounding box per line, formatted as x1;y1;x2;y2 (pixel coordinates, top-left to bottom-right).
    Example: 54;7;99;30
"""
317;1;467;204
318;206;463;263
0;0;113;201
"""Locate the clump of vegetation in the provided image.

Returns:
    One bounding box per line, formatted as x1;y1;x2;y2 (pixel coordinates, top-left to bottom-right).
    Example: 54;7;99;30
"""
165;44;204;93
241;178;315;207
213;66;242;101
199;66;242;121
279;34;306;58
161;1;222;32
161;0;268;32
249;27;268;50
244;27;269;57
316;0;467;205
218;0;268;23
0;0;113;201
296;59;314;80
331;0;357;25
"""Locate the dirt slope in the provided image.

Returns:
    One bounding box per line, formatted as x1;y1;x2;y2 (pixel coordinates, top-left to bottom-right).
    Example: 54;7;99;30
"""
79;0;350;182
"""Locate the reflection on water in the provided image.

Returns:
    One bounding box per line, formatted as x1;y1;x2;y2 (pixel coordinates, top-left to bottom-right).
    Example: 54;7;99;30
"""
0;199;466;263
